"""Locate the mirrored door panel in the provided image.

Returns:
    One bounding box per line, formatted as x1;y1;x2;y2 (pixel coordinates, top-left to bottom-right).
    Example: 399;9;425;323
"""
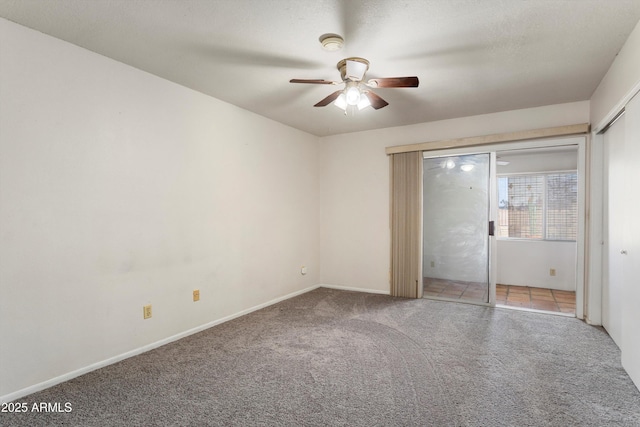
422;153;491;304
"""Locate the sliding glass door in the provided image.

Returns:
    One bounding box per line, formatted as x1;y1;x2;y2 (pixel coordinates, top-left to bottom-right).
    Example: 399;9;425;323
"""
422;153;494;304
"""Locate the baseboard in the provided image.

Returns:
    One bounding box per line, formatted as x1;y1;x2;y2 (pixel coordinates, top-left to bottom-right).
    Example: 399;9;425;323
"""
318;283;391;295
1;284;321;404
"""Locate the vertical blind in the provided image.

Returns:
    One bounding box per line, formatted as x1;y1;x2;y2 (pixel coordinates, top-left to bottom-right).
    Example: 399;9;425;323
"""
390;151;422;298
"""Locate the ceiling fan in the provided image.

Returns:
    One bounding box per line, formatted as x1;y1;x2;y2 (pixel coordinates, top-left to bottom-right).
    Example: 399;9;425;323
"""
290;57;419;111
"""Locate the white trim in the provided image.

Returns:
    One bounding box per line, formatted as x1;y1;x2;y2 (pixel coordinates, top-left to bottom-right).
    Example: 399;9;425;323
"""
586;132;603;325
593;79;640;134
0;285;321;403
575;139;587;320
489;152;498;307
387;123;589;155
318;284;391;295
498;169;578;176
419;136;584;157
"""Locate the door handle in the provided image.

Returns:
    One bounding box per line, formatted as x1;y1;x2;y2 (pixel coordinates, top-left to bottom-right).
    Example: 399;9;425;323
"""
621;250;628;255
489;221;495;236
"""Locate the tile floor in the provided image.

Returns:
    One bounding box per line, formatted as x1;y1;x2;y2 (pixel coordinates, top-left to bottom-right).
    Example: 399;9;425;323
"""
496;284;576;314
423;278;576;315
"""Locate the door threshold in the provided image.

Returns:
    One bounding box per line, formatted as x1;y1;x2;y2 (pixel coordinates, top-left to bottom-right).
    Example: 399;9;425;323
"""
495;303;575;318
423;295;491;307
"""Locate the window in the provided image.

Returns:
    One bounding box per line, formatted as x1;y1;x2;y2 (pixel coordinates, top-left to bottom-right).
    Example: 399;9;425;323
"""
497;172;577;241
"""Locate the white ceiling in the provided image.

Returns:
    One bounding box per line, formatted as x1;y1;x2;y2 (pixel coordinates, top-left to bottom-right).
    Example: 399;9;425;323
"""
1;0;639;137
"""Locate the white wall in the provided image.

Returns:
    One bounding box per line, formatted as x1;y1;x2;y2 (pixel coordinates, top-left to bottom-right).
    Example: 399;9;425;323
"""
497;149;577;174
319;101;590;293
0;18;320;400
497;240;576;291
590;19;640;128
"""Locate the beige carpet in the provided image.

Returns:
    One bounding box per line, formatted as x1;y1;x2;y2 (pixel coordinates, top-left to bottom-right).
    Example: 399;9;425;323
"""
2;288;640;426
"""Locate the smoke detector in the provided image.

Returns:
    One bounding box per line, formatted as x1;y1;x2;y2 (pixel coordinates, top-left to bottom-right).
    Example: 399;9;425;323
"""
319;34;344;51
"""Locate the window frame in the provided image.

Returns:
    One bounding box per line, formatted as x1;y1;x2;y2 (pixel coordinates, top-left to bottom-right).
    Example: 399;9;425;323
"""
497;169;578;242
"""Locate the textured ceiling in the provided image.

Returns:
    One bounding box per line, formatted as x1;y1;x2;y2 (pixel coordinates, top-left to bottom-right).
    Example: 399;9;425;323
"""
1;0;640;136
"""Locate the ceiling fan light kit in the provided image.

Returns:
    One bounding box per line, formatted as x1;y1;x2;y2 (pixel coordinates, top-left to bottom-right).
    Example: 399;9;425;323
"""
345;83;361;105
333;89;372;112
290;56;418;114
334;93;347;110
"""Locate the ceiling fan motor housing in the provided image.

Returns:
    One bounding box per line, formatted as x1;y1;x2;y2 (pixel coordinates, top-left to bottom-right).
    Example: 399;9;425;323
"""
337;57;370;81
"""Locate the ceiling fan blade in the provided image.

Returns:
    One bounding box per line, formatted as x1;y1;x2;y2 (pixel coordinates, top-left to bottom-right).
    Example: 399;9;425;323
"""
366;76;419;88
364;91;389;110
314;90;343;107
290;79;337;85
346;59;368;81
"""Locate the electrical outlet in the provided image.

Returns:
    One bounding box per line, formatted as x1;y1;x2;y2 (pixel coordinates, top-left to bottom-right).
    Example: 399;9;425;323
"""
430;261;435;268
193;289;200;302
550;268;556;276
301;266;307;275
143;304;152;319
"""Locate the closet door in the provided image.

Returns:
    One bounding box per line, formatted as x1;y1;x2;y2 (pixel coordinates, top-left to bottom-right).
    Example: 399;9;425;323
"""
602;113;625;347
621;94;640;387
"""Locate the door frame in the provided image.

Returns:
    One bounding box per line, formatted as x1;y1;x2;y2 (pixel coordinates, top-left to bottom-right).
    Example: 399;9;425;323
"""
420;135;586;319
